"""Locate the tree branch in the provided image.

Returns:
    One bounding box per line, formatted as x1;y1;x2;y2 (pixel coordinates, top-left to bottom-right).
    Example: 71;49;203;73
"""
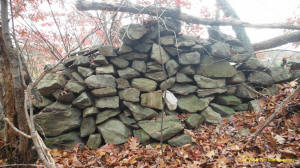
75;1;300;30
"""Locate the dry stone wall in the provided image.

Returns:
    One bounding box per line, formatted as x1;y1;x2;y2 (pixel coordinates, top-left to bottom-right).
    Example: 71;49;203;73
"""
33;20;298;149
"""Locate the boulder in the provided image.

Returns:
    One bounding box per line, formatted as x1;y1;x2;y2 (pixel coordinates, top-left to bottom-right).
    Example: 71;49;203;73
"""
96;109;121;124
70;72;84;82
72;92;92;109
99;46;117;57
73;56;89;67
118;44;133;54
215;95;242;105
85;75;116;89
118;115;137;128
87;134;102;149
210;103;235;117
133;129;151;144
151;43;170;64
83;107;99;118
116;78;130;89
170;84;197;95
117;67;140;79
197;60;237;78
160;77;176;90
77;66;94;78
120;52;148;60
119;88;140;102
91;87;117;97
134;43;152;53
132;78;157;91
42;102;71;112
123;101;158;121
141;91;164;110
248;71;273;86
210;41;231;58
32;97;52;109
178;95;209;113
248;99;261;113
233;103;249;111
235;84;256;99
145;71;168;82
229;71;246;84
95;96;119;109
197;88;227;97
80;117;96;137
44;132;82;150
179;52;200;65
180;65;196;75
147;62;162;72
160;35;175;46
65;80;85;94
201;107;222;124
194;75;226;88
120;24;147;40
270;67;292;83
132;60;147;73
176;72;193;83
185;113;204;129
96;65;115;74
94;55;108;65
168;134;192;147
166;59;179;77
97;119;131;145
37;73;67;95
110;58;129;69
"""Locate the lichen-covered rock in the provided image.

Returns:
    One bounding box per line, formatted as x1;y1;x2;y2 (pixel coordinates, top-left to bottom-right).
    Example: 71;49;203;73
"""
134;43;152;53
170;84;197;95
132;60;147;73
133;129;151;144
85;75;116;89
120;52;148;60
32;96;52;109
94;55;108;65
73;56;89;67
168;134;192;147
99;46;117;57
141;91;164;110
198;61;237;78
110;58;129;69
70;72;84;82
44;132;82;150
97;119;131;145
95;96;119;109
80;117;96;137
233;103;249;111
117;67;141;79
160;77;176;90
87;134;102;149
197;88;227;97
229;71;246;84
77;66;94;78
201;107;222;124
65;80;85;94
179;52;200;65
91;87;117;97
116;78;130;89
176;72;193;83
215;95;242;106
119;88;140;102
72;92;92;109
132;78;157;91
210;103;235;117
37;73;67;95
83;107;99;118
210;41;231;58
180;65;196;75
96;109;121;124
248;71;273;86
166;59;179;77
118;44;133;54
194;75;225;88
235;84;256;99
96;65;115;74
145;71;168;81
270;67;292;83
178;95;209;113
123;101;158;121
185;114;204;129
151;43;170;64
120;24;147;40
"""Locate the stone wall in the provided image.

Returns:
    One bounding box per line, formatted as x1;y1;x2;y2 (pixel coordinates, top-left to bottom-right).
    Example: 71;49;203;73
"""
33;20;298;149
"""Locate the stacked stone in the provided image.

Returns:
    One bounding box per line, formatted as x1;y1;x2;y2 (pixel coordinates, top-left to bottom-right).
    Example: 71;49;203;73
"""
33;21;294;149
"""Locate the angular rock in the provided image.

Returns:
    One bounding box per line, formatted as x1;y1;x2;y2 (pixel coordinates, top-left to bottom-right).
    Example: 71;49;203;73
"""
138;116;184;141
178;95;209;113
179;52;200;65
132;78;157;91
72;92;92;109
233;103;249;111
99;46;117;57
201;107;222;124
118;114;137;128
32;96;52;109
185;114;204;129
91;87;117;97
215;95;242;106
42;102;71;112
197;88;227;97
34;107;81;136
110;58;129;69
235;84;256;99
168;134;192;147
94;55;108;65
116;78;130;89
141;91;164;110
180;65;196;75
151;43;170;64
120;52;148;60
197;60;237;78
133;129;150;144
132;60;146;73
97;119;131;145
95;96;119;109
248;71;273;86
226;85;237;95
248;99;261;113
210;103;235;117
52;90;75;103
194;75;226;88
240;58;264;70
65;80;85;94
119;88;140;102
77;66;94;78
96;65;115;74
73;56;89;67
146;62;161;72
170;84;197;95
145;71;167;81
85;75;116;89
117;67;140;79
177;36;196;47
164;47;180;56
160;77;176;90
37;73;67;96
229;71;246;84
123;101;158;121
262;84;279;95
176;72;193;83
80;117;96;137
270;67;292;83
121;24;147;40
160;35;175;46
96;109;121;124
44;132;82;150
87;134;102;149
83;107;99;118
134;43;152;53
210;41;231;58
118;44;133;54
166;59;179;77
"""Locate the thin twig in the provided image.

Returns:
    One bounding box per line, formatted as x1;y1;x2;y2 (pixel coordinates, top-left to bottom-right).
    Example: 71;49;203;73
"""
3;118;31;139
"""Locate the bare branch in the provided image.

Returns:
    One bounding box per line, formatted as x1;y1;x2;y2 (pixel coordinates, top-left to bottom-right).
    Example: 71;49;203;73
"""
4;118;31;139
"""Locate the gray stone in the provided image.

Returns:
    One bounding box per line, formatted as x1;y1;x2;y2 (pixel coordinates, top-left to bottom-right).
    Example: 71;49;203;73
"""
194;75;226;88
210;103;235;117
34;107;81;136
118;44;133;54
170;84;197;95
185;114;204;129
164;47;180;57
120;52;148;60
85;75;116;89
52;90;75;103
118;115;137;128
91;87;117;97
160;35;175;46
210;41;231;58
160;77;176;90
77;66;94;78
96;109;121;124
270;67;292;83
233;103;249;111
97;119;131;145
180;65;196;75
146;62;162;72
168;134;192;147
178;95;209;113
215;95;242;105
110;58;129;69
231;53;252;63
197;61;237;78
201;107;222;124
151;43;170;64
44;132;82;150
37;73;67;96
138;116;184;141
116;78;130;89
235;84;256;99
166;59;179;77
132;60;146;73
80;117;96;137
121;24;147;40
87;134;102;149
73;56;89;67
176;72;193;83
119;88;140;102
248;71;273;86
133;129;150;144
229;71;246;84
96;65;115;74
141;91;164;110
123;101;158;121
64;56;76;67
95;96;119;109
226;85;237;95
32;97;52;109
70;72;84;82
117;67;140;79
94;55;108;65
177;36;196;47
134;43;152;53
241;58;264;70
248;99;261;113
42;102;70;112
262;84;279;95
65;80;85;94
132;78;157;91
179;52;200;65
191;44;205;52
83;107;99;118
99;46;117;57
197;88;227;97
145;71;168;81
72;92;92;109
